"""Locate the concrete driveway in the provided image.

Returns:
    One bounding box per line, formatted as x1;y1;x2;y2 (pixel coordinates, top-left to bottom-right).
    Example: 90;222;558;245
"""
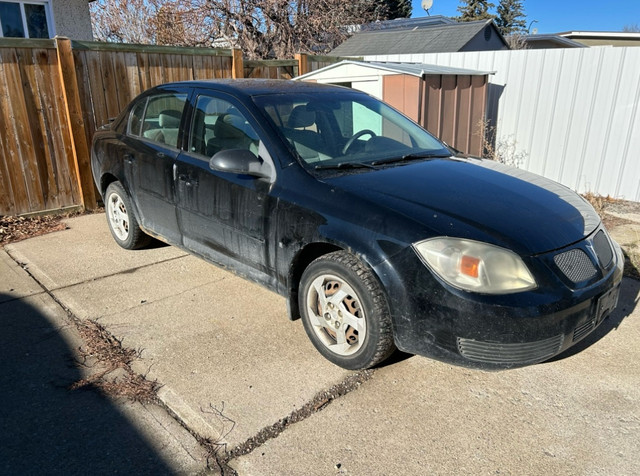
3;213;640;475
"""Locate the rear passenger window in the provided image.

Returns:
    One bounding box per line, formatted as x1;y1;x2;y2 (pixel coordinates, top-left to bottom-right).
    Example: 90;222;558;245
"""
136;93;187;148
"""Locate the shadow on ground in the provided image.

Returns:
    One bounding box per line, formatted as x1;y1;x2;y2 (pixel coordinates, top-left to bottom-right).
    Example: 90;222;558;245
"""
0;293;175;474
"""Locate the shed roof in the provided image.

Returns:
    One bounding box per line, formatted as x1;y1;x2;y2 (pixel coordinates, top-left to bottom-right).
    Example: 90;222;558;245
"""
296;60;493;81
330;20;506;56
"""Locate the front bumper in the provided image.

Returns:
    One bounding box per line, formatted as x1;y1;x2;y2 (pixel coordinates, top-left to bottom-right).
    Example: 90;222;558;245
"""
373;227;624;370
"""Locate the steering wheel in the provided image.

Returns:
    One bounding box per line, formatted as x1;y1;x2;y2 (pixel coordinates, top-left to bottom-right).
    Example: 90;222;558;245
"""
341;129;377;155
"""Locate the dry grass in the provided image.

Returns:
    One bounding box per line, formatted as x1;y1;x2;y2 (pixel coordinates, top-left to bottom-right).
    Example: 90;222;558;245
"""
582;192;617;216
70;320;161;404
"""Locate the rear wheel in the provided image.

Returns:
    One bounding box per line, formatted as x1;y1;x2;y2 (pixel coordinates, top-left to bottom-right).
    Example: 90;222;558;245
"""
105;181;150;250
299;251;395;370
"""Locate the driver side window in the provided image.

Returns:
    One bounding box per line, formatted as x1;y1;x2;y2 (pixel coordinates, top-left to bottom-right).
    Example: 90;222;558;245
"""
189;95;259;159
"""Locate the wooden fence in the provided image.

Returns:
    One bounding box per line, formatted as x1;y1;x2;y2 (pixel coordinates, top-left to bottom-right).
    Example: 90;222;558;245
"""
0;39;80;215
0;38;339;216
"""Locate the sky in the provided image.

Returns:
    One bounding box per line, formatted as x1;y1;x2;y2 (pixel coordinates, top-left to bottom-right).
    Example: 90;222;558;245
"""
411;1;640;34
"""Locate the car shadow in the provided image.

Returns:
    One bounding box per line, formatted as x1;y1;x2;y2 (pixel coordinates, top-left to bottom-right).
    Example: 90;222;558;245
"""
0;293;175;474
144;237;170;249
548;276;640;362
377;348;414;368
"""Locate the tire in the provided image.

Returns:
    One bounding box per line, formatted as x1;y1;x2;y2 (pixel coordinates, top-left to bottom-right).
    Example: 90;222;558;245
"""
104;181;150;250
299;251;396;370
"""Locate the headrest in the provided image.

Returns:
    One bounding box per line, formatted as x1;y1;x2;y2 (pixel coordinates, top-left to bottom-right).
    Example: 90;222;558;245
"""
288;105;315;128
159;110;181;128
214;113;248;139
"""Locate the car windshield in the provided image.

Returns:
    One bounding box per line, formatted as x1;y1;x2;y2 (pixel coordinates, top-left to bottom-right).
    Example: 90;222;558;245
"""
252;89;451;169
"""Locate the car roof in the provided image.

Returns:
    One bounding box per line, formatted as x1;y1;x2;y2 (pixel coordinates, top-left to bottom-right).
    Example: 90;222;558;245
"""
155;79;356;98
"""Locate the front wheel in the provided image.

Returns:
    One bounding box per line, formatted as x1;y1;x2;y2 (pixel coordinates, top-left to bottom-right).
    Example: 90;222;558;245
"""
105;181;150;250
299;251;395;370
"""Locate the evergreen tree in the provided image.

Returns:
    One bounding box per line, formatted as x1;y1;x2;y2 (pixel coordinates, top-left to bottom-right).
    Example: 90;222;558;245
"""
382;0;412;19
457;0;495;22
496;0;527;35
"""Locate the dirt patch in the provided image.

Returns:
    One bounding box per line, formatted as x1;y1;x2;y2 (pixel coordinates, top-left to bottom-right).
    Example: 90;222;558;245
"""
581;193;638;230
70;319;161;404
594;198;640;281
605;198;640;216
602;213;633;230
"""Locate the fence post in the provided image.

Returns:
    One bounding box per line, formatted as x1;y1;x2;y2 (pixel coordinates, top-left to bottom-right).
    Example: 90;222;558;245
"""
55;36;97;210
232;49;244;79
295;53;308;76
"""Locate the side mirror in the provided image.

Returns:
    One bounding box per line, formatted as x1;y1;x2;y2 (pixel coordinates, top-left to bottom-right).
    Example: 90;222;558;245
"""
209;149;270;179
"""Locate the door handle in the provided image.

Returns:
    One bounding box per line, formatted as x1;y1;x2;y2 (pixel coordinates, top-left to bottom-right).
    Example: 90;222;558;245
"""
124;153;134;164
156;152;166;159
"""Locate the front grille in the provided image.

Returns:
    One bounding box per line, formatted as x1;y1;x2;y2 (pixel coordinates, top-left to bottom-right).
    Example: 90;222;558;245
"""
573;318;596;342
593;230;613;268
457;334;564;365
554;249;597;283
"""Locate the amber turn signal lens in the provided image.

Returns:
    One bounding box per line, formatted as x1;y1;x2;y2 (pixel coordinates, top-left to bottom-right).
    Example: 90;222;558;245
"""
460;255;480;278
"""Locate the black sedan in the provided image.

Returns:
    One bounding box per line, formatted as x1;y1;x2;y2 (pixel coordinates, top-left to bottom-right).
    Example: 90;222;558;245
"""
91;79;623;370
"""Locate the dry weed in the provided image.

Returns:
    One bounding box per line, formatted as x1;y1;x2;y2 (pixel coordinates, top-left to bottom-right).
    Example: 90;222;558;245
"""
476;119;528;167
582;192;616;216
70;320;161;404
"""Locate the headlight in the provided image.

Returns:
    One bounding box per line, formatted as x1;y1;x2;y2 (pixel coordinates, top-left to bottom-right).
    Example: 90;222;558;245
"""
413;237;536;294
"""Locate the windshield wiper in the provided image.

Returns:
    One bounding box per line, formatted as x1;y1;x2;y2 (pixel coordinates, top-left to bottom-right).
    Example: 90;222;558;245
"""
314;161;378;170
371;151;451;166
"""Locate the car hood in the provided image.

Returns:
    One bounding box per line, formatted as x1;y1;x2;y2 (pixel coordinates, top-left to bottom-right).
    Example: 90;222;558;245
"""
323;157;600;256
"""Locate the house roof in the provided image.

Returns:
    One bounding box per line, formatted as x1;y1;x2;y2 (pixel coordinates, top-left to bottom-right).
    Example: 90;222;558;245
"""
523;34;587;49
296;60;493;81
331;20;507;56
554;30;640;47
556;31;640;40
358;15;455;32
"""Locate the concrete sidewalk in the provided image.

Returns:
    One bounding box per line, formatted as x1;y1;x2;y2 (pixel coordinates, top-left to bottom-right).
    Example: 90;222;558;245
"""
0;246;207;474
3;213;640;475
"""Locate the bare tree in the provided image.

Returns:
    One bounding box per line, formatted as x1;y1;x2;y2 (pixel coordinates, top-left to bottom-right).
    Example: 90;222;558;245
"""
505;33;528;50
622;23;640;32
200;0;388;59
91;0;396;57
90;0;156;44
90;0;209;46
